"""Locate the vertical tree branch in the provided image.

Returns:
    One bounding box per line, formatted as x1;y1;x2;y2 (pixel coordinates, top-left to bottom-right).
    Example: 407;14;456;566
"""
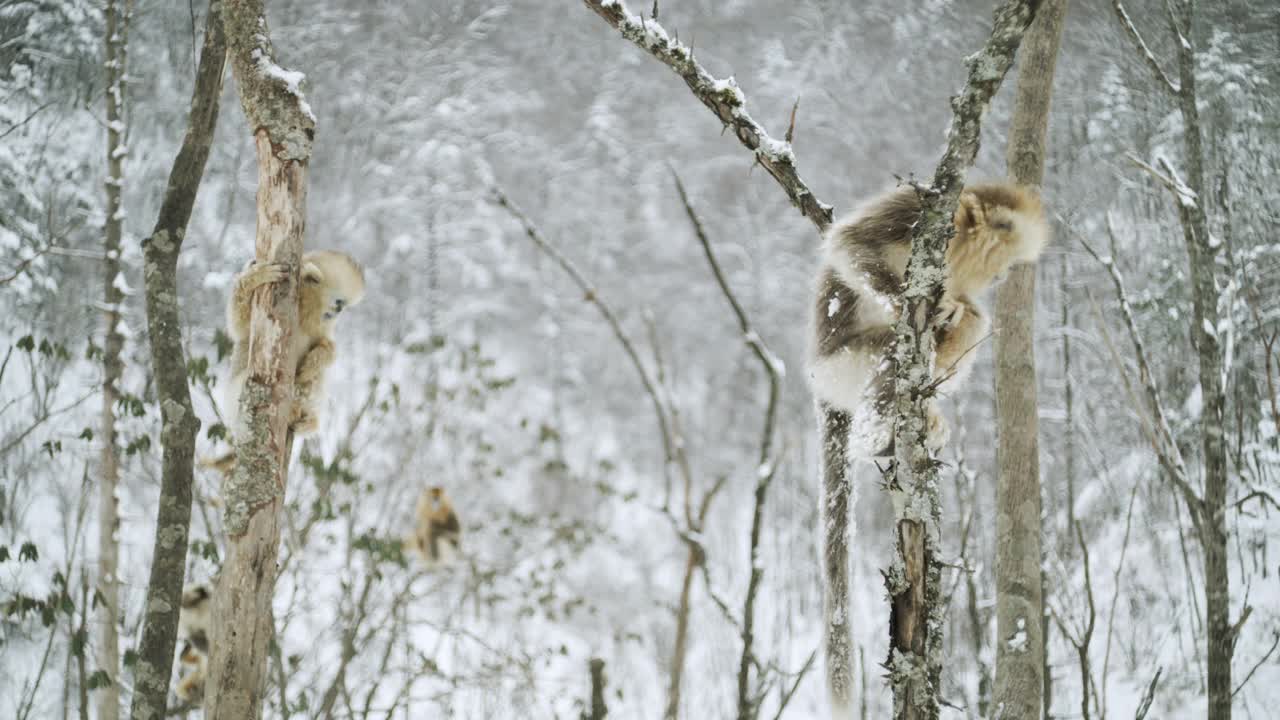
1109;4;1233;713
673;173;783;720
884;3;1040;718
97;2;134;718
993;1;1065;717
584;658;608;720
128;2;225;717
207;2;316;718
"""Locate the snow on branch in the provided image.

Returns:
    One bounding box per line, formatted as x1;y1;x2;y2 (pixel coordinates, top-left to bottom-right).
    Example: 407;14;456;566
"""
1125;152;1198;209
1111;0;1180;95
582;0;833;233
1070;216;1204;524
224;0;315;159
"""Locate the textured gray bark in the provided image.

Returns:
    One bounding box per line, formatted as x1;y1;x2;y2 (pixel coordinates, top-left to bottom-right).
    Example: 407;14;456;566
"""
97;3;132;717
992;1;1065;717
884;2;1039;718
206;2;315;718
128;2;224;718
1169;10;1232;717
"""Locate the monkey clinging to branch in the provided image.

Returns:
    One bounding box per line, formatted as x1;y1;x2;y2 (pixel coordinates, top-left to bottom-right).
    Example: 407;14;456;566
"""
205;250;366;472
808;182;1049;456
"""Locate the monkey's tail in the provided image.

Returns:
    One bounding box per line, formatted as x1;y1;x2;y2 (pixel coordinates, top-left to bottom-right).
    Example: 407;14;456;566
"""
821;406;856;719
198;451;237;476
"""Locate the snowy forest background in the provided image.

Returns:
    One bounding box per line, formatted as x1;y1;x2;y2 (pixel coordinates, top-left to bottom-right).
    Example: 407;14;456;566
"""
2;0;1279;718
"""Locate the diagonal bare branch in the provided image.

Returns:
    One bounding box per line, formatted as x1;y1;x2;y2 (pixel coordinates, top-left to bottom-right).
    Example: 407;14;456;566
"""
492;188;680;473
1071;218;1205;523
582;0;833;233
1111;0;1180;95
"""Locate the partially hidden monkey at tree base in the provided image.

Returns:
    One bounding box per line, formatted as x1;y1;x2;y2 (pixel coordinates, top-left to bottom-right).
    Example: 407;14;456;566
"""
203;250;366;473
409;486;461;566
808;182;1049;457
175;583;211;703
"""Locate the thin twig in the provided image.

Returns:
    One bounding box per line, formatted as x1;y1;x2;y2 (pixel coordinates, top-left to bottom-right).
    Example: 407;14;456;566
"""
1071;217;1204;519
770;650;817;720
492;187;679;471
1110;0;1179;94
1133;667;1162;720
1232;631;1280;698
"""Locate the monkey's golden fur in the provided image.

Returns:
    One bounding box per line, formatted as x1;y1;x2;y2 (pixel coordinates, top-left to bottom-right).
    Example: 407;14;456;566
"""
208;250;365;471
175;584;211;704
409;486;461;566
809;182;1048;455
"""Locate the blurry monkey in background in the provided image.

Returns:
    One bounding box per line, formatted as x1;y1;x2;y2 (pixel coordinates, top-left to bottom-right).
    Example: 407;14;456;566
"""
175;583;212;703
409;486;461;566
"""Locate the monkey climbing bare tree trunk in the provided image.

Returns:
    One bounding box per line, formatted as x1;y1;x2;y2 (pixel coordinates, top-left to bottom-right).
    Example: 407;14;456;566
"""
97;3;133;717
206;2;315;718
128;2;224;717
884;3;1038;718
992;1;1066;717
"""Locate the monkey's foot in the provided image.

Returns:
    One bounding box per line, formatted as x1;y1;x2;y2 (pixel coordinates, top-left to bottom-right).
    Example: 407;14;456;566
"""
237;262;290;292
176;672;205;703
925;403;951;452
931;294;966;330
289;407;319;435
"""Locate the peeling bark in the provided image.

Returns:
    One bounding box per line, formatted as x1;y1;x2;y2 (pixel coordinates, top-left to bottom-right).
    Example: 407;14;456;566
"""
993;1;1066;718
884;3;1040;718
128;2;224;718
205;2;315;718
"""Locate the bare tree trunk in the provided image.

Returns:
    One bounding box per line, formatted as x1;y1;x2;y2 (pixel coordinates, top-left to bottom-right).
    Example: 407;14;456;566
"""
992;1;1066;718
1168;9;1231;718
205;3;315;718
585;658;608;720
127;2;224;717
884;4;1038;719
97;3;133;717
665;548;697;720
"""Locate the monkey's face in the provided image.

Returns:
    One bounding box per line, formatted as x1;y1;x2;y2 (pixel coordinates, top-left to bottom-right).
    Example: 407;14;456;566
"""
985;203;1048;265
179;642;203;666
301;251;367;322
181;584;211;610
427;486;445;508
946;187;1048;294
